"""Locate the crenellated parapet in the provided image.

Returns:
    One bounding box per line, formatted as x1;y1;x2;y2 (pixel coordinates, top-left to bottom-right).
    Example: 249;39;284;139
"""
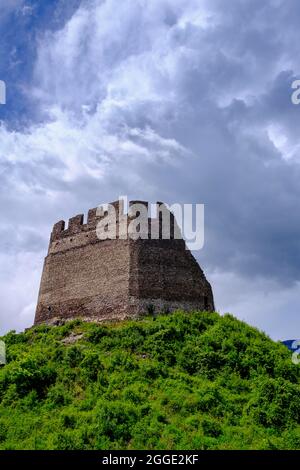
50;200;180;248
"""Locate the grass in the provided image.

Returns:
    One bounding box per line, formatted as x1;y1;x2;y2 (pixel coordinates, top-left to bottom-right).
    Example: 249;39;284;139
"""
0;310;299;449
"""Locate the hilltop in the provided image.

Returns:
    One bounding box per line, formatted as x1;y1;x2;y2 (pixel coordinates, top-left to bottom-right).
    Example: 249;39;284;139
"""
0;311;300;450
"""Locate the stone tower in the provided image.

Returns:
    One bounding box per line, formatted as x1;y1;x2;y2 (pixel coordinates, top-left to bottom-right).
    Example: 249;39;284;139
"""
34;200;214;325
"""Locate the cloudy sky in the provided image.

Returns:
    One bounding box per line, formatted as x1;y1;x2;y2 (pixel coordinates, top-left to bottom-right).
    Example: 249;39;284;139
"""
0;0;300;339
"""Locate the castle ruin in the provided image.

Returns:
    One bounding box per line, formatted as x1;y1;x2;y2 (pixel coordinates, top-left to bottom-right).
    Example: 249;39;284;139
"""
34;200;214;325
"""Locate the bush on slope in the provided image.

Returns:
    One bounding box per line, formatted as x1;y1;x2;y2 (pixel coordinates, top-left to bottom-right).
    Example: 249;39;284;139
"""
0;311;299;450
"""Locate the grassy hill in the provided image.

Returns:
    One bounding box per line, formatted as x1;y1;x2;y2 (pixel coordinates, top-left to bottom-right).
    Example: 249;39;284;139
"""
0;311;300;450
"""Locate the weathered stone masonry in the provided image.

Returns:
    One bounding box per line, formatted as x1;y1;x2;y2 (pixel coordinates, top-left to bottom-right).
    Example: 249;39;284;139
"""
34;200;214;325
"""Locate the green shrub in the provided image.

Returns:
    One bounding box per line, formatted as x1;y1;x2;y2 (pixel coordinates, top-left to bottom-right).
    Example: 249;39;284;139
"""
247;377;300;427
0;310;299;449
95;401;139;446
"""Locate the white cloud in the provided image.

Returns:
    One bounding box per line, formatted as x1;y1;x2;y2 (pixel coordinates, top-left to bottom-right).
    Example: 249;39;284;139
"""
0;251;43;334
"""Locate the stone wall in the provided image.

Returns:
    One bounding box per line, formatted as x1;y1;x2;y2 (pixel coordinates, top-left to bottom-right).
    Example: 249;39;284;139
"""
34;200;214;325
35;239;131;324
128;239;214;316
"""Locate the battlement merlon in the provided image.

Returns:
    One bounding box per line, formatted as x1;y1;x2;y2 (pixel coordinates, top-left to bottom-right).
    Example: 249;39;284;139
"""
68;214;84;233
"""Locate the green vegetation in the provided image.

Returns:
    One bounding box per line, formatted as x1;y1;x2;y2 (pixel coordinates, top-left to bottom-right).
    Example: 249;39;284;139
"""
0;311;299;450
